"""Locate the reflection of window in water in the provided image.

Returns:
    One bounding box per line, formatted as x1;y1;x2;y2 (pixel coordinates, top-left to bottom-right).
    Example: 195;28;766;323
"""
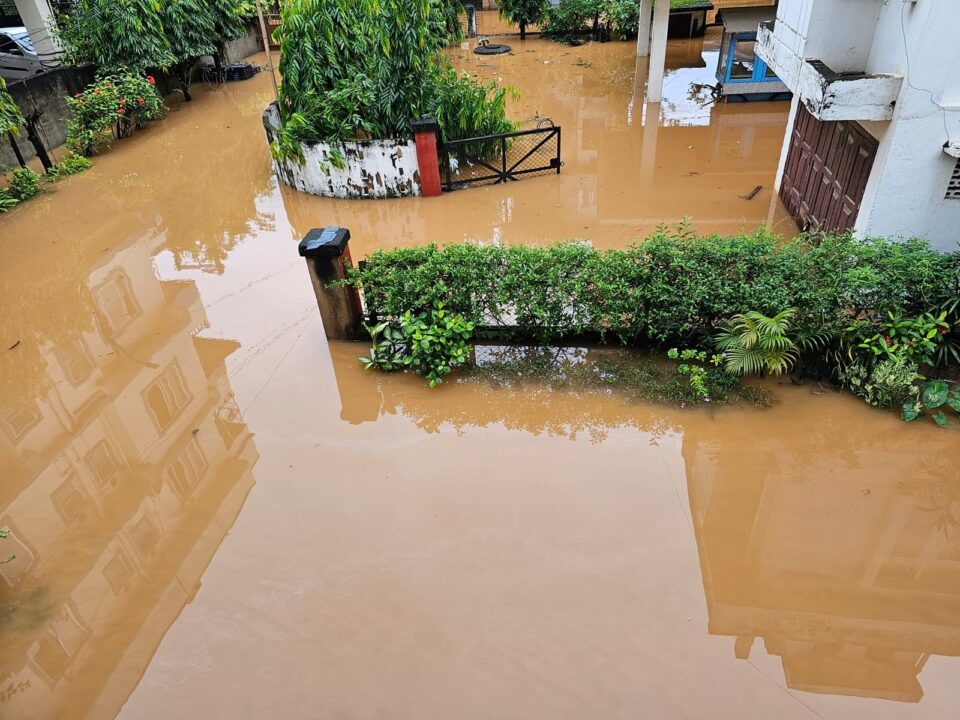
131;514;161;558
92;270;141;337
53;336;94;387
29;604;89;683
164;436;208;502
103;547;135;594
143;361;191;433
84;439;120;488
0;401;42;444
730;39;756;79
215;394;245;446
0;525;34;587
51;474;88;525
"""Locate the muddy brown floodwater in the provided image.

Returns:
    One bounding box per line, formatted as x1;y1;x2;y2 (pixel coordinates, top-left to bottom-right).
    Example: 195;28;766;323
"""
0;33;958;720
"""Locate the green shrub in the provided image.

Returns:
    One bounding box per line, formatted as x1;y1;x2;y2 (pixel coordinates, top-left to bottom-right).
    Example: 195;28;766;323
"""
66;71;164;155
7;167;40;200
347;231;960;353
841;356;922;408
845;310;950;367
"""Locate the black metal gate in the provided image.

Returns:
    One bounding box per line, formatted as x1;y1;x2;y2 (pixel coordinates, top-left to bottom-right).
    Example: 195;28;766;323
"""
441;125;561;191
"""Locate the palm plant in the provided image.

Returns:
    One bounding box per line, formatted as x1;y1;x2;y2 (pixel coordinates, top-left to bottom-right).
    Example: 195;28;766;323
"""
714;308;800;376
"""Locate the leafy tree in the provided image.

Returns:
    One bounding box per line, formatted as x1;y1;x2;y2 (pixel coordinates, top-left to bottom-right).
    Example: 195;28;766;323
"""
274;0;512;154
499;0;548;40
57;0;176;72
210;0;256;66
57;0;254;99
162;0;219;100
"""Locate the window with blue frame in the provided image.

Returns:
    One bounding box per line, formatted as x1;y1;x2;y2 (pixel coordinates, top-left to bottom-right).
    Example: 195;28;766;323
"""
722;32;777;83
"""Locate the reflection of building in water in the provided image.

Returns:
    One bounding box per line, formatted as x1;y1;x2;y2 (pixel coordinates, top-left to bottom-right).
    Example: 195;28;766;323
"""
0;225;258;720
683;427;960;703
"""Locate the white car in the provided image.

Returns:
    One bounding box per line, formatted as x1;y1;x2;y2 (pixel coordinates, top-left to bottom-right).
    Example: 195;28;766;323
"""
0;27;44;81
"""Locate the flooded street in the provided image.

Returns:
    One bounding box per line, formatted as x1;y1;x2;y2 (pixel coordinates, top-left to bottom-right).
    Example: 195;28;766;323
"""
2;34;959;720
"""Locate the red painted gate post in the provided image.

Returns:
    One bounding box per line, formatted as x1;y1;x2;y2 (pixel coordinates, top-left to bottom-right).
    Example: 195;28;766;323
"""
412;117;442;197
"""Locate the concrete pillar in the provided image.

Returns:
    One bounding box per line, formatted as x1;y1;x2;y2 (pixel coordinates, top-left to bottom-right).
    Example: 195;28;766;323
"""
298;227;364;341
465;5;478;38
13;0;61;66
647;0;670;102
411;117;443;197
636;0;652;57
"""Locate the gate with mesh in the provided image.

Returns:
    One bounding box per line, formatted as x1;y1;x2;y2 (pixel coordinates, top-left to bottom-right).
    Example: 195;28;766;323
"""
440;124;562;191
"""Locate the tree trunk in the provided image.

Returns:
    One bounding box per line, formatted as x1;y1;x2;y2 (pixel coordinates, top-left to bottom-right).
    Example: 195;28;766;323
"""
7;132;26;168
24;113;52;171
177;66;193;102
520;20;526;40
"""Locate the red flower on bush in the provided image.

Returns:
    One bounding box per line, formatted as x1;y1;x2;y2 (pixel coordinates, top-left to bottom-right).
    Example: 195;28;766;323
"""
146;75;156;85
137;97;145;105
74;92;82;98
94;89;101;95
119;97;126;105
117;108;126;115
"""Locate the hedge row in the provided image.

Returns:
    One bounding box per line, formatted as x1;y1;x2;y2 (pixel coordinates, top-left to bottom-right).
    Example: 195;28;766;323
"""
349;230;960;346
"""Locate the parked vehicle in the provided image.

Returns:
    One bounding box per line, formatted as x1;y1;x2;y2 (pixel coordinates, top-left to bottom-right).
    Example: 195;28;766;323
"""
0;27;44;81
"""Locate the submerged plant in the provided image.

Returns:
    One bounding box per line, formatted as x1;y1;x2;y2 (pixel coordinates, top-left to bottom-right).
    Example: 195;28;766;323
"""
360;303;475;388
6;167;41;201
0;528;15;565
667;347;727;401
902;380;960;428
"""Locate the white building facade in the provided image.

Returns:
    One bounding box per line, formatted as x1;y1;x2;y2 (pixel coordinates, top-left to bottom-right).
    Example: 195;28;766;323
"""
757;0;960;251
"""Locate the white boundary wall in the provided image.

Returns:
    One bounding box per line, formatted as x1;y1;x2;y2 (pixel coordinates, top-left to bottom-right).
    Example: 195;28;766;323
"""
263;104;422;199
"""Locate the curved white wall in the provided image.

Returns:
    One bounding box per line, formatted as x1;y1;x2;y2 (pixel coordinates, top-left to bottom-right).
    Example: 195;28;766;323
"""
263;104;422;199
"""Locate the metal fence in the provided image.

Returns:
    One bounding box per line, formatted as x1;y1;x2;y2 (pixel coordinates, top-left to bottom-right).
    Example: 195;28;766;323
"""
441;124;562;191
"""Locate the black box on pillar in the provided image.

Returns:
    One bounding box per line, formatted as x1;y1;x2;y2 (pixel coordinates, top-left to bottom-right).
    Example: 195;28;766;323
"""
298;227;364;341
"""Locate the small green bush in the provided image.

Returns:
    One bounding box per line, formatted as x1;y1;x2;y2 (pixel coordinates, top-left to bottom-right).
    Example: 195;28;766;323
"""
55;153;94;175
841;356;923;408
348;231;960;351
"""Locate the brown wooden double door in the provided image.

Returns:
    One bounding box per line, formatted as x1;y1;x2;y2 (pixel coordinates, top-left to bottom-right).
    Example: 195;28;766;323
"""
780;104;878;233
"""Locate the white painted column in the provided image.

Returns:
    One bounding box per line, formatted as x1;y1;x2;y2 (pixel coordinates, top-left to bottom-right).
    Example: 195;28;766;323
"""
13;0;61;67
636;0;652;57
646;0;670;102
